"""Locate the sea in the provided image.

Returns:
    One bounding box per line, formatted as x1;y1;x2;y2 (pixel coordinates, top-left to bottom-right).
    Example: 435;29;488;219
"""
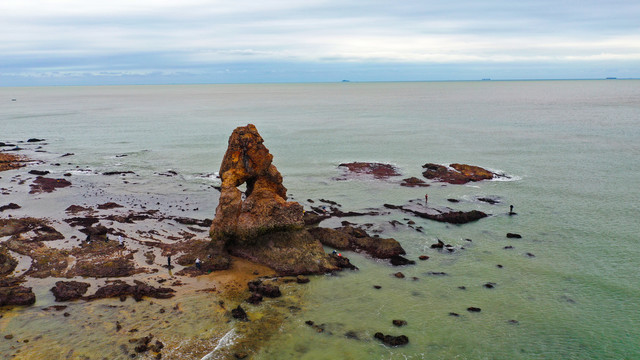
1;80;639;359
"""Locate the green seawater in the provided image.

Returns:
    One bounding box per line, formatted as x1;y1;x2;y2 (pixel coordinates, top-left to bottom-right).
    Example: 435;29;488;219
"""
1;80;639;359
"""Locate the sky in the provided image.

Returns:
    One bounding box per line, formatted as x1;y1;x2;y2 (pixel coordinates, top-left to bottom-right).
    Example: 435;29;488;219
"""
1;0;639;86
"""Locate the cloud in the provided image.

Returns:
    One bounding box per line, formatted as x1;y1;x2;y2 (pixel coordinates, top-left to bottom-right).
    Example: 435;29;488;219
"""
1;0;639;84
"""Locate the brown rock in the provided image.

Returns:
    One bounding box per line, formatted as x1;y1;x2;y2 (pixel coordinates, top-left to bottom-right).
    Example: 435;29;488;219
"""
210;124;303;243
374;332;409;346
228;230;339;276
97;202;123;210
384;203;487;224
50;281;90;302
307;226;406;259
0;203;21;212
400;177;430;187
0;153;26;172
0;246;18;276
29;176;72;194
337;162;401;180
87;280;175;301
0;278;36;306
422;163;499;184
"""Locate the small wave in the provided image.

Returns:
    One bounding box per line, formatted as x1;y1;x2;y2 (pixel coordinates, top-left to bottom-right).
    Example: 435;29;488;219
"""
200;329;237;360
484;167;522;182
490;174;522;182
67;169;96;176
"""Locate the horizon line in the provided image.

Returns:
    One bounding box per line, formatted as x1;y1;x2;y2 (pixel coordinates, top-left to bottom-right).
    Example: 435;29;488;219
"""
1;77;637;88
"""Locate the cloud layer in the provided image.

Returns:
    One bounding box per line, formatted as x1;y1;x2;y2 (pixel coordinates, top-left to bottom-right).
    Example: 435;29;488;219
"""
2;0;639;84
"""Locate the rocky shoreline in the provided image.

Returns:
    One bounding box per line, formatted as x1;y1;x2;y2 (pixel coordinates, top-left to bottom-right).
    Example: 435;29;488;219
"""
1;126;512;358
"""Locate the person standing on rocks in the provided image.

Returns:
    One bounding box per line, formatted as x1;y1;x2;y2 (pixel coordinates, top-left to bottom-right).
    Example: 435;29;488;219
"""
167;254;172;269
195;258;202;270
118;235;124;247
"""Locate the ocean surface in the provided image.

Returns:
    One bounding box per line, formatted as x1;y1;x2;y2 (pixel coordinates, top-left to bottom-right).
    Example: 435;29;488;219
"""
2;80;639;359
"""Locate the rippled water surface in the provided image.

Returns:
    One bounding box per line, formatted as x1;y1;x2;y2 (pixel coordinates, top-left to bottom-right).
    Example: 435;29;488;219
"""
2;80;639;359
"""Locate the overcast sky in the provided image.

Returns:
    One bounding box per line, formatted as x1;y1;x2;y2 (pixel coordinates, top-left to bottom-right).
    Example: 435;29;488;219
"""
1;0;639;86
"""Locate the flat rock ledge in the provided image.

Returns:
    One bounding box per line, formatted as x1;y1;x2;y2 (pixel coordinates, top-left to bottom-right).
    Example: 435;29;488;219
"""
384;203;488;224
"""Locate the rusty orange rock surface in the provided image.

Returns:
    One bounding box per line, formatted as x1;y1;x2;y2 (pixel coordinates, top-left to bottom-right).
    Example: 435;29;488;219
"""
210;124;304;243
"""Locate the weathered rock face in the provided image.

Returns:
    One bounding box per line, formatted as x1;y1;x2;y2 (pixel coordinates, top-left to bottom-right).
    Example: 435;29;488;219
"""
422;163;499;184
210;124;304;243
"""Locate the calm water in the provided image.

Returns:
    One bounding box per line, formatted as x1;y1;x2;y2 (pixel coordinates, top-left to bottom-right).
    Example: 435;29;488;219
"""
2;80;639;359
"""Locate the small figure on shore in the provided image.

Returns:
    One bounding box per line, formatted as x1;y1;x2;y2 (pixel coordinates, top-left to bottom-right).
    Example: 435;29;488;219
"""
509;205;517;216
424;194;429;204
85;233;91;244
118;235;124;247
195;258;202;270
167;255;172;269
104;234;109;242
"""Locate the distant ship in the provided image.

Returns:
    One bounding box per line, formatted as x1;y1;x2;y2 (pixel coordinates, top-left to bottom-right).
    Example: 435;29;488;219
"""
481;78;491;81
606;77;617;80
341;80;350;82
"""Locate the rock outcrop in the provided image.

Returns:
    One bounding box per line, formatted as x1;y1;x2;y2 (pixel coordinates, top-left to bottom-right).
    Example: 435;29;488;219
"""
422;163;501;184
210;124;304;243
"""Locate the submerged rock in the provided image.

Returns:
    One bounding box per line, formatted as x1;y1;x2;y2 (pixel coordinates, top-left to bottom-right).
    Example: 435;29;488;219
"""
231;305;249;321
374;332;409;347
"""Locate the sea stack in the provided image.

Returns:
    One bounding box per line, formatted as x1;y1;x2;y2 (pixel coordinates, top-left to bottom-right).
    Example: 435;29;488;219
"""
210;124;341;275
210;124;304;244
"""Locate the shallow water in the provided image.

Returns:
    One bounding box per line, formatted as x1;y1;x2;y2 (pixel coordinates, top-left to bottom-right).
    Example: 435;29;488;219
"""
2;80;639;359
